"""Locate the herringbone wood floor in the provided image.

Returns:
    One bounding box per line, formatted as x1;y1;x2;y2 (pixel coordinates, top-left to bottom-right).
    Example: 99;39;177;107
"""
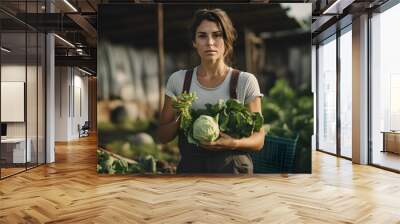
1;135;400;224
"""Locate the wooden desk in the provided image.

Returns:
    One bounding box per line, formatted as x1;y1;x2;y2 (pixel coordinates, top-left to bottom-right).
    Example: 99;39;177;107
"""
381;131;400;154
1;138;31;163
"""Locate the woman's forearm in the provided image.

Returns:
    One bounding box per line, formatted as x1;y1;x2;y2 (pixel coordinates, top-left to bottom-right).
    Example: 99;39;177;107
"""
156;117;180;144
233;129;265;152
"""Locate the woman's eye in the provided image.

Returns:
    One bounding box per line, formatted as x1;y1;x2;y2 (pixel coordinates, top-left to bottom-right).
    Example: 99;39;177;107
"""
213;33;223;38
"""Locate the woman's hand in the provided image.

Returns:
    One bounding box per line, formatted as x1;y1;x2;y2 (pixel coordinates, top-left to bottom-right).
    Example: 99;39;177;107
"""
200;132;238;151
199;96;265;152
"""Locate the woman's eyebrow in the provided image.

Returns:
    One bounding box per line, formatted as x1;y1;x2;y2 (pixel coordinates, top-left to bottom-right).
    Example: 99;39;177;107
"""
196;31;222;34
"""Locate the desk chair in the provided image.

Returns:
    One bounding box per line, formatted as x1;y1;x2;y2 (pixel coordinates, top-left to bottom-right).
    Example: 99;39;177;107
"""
79;121;90;138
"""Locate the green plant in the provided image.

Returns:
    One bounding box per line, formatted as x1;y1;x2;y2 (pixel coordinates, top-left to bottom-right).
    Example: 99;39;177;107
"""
97;149;143;174
261;79;313;172
171;92;198;137
172;94;264;144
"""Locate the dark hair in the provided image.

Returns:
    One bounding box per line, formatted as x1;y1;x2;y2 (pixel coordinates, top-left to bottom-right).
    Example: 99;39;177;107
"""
190;8;237;64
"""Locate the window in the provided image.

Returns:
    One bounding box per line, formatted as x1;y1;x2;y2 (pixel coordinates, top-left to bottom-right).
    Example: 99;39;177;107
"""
371;2;400;171
339;27;352;158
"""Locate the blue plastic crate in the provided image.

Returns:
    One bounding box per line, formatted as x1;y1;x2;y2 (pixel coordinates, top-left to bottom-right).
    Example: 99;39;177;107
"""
251;134;299;173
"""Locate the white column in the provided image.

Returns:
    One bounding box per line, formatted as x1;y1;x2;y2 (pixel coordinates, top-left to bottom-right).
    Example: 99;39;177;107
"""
312;45;317;151
352;14;369;164
46;1;55;163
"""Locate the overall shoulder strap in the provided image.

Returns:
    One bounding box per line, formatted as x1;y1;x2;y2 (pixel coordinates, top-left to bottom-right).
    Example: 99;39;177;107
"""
230;69;240;99
182;69;193;94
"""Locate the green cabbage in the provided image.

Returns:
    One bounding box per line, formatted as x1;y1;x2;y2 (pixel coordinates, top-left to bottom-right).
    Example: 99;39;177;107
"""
192;115;220;143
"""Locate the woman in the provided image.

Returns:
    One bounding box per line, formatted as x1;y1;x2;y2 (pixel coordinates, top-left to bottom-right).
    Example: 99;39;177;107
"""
156;8;265;174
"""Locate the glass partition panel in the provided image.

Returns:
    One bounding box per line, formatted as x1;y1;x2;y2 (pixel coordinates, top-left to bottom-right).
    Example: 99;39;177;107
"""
0;1;46;179
1;31;27;177
27;30;38;169
38;32;45;165
26;0;39;169
317;36;337;154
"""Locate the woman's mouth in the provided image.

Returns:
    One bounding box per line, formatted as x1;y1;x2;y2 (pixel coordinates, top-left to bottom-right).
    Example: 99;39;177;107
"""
205;50;217;54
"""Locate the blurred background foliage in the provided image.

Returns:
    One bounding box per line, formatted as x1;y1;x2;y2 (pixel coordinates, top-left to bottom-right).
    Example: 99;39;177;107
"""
262;79;313;172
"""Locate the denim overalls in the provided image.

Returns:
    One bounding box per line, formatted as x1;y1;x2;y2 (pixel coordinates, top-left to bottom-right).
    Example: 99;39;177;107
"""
176;69;253;174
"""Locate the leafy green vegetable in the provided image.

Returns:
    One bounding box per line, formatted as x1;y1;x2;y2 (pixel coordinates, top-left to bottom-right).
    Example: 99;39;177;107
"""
113;159;129;174
171;92;264;144
192;115;220;144
218;99;263;139
138;155;157;174
171;92;198;137
97;149;143;174
97;149;110;173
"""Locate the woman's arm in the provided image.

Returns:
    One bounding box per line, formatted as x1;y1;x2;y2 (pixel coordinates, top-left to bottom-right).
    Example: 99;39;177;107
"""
156;95;180;144
201;96;265;152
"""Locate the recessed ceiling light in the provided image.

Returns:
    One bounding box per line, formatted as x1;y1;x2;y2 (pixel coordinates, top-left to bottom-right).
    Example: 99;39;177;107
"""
63;0;78;12
78;67;92;76
1;47;11;53
322;0;354;15
54;34;75;48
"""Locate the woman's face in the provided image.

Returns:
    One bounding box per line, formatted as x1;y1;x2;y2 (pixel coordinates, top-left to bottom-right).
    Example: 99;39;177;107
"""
193;20;225;62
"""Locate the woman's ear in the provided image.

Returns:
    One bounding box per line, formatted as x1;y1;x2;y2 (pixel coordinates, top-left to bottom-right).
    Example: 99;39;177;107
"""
192;41;196;49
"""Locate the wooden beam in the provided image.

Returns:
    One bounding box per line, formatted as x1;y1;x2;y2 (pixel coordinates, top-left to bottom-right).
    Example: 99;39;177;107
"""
157;4;165;115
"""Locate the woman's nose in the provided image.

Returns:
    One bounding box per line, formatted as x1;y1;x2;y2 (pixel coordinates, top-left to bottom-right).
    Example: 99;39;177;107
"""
206;36;215;45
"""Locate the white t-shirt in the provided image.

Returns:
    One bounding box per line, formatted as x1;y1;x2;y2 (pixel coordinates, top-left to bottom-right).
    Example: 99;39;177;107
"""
165;66;264;110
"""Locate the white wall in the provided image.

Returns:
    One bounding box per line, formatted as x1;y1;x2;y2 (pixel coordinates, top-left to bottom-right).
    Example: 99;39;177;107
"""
71;72;89;139
55;67;89;141
1;65;26;140
55;67;69;141
1;65;29;137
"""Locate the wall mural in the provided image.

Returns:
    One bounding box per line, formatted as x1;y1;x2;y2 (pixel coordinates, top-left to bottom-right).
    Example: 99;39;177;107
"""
97;3;313;175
